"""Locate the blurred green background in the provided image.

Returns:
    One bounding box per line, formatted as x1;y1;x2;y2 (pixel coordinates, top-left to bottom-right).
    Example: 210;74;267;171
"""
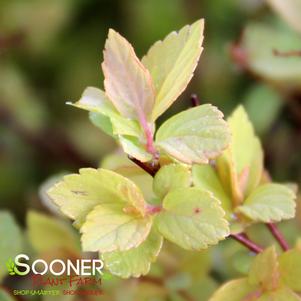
0;0;301;299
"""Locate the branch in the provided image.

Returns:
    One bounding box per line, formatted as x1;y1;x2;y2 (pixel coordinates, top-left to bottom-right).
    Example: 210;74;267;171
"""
230;233;263;254
190;94;200;107
266;223;289;251
128;156;160;177
273;49;301;57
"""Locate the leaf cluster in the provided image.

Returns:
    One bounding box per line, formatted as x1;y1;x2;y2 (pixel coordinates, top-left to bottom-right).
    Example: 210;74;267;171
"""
47;19;297;285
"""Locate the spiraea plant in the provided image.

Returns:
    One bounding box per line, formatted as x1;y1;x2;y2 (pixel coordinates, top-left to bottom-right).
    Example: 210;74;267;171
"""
48;19;300;300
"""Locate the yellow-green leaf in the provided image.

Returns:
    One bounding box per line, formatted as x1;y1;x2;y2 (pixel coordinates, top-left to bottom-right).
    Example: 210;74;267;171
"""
248;246;280;291
119;136;153;162
192;164;232;215
257;287;301;301
216;148;241;206
240;22;301;90
209;278;258;301
27;211;79;254
266;0;301;34
70;87;142;137
156;104;230;164
237;183;296;223
153;164;191;199
81;203;152;252
101;229;163;278
142;19;204;120
69;87;116;116
47;168;148;227
89;111;114;137
217;106;263;203
101;152;155;202
102;29;155;122
279;249;301;292
155;187;229;250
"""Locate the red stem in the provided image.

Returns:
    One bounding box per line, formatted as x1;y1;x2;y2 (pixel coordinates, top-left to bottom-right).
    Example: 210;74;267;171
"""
138;114;158;158
266;223;290;251
146;204;162;215
230;233;263;254
145;127;157;157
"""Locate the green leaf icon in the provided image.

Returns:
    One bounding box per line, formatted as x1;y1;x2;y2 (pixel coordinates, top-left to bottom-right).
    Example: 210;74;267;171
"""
5;258;15;276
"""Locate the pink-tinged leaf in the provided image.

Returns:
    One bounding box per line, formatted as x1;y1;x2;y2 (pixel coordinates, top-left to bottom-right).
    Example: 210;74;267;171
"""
142;19;204;121
102;29;155;125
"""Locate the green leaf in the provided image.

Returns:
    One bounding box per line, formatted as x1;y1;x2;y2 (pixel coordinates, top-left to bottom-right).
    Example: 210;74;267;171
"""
0;211;23;281
257;287;301;301
47;168;148;227
119;136;153;162
69;86;116;116
89;112;114;137
27;211;80;254
70;87;142;137
102;29;155;122
279;249;301;292
215;147;240;206
248;246;280;291
217;105;263;202
6;259;15;275
156;104;230;164
101;229;163;278
209;278;258;301
155;187;229;250
192;164;232;215
266;0;301;33
142;19;204;120
237;183;296;223
240;22;301;90
81;203;152;252
153;164;191;199
101;152;155;202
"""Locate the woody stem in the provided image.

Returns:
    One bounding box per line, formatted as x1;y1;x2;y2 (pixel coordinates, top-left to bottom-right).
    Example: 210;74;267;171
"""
230;233;263;254
266;223;290;251
128;156;160;177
